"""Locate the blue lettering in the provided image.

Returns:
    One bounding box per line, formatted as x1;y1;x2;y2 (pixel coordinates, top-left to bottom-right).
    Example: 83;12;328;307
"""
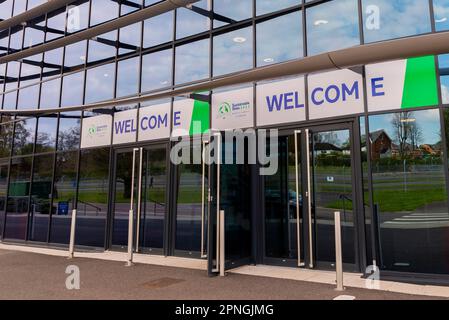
114;121;125;134
312;87;324;106
295;92;304;109
325;85;340;104
266;94;283;112
342;82;359;101
284;92;294;110
158;114;168;127
371;77;385;97
140;116;148;130
174;111;181;126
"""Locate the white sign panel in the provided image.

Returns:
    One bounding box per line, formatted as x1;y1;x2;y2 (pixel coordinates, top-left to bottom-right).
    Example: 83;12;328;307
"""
112;109;137;145
172;99;194;137
81;114;112;148
256;77;306;126
212;87;254;130
138;103;171;141
308;69;364;120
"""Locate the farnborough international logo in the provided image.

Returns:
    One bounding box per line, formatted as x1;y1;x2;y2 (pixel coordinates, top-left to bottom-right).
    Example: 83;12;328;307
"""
88;125;97;136
87;124;108;138
218;102;231;118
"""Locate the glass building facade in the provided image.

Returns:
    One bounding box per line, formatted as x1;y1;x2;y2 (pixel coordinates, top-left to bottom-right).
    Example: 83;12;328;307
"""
2;0;449;280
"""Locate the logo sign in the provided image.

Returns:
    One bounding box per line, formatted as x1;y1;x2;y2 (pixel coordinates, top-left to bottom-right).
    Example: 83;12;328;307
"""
212;87;254;130
81;114;112;148
256;77;306;127
366;56;438;112
139;103;171;141
172;99;210;137
113;109;137;145
308;69;364;120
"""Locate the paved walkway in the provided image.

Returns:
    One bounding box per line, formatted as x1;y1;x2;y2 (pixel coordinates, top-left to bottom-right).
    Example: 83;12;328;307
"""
0;246;446;300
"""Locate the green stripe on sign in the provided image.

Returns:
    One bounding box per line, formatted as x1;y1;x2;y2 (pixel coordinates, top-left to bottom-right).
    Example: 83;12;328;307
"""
401;56;439;109
189;100;210;136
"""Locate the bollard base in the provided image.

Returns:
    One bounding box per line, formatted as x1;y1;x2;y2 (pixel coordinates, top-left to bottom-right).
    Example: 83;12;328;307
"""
125;261;133;267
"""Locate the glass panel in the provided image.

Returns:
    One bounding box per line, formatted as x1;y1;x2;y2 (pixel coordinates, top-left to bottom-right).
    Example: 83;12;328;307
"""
141;49;172;92
50;151;78;245
312;129;355;265
35;117;57;153
61;72;84;107
369;109;449;274
4;156;33;240
306;0;360;56
0;158;9;239
256;11;303;67
264;135;303;261
175;0;209;39
213;27;253;76
140;147;167;251
76;148;110;247
13;118;37;156
213;0;252;28
0;121;14;158
174;143;204;255
175;39;209;84
112;151;136;247
362;0;431;43
434;0;449;31
143;12;173;48
256;0;299;16
85;63;115;103
58;113;81;151
90;0;119;26
117;56;140;98
29;154;54;242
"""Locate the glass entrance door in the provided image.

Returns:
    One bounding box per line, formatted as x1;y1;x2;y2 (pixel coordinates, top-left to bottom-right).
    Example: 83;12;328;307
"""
207;132;253;275
263;124;357;271
110;145;167;253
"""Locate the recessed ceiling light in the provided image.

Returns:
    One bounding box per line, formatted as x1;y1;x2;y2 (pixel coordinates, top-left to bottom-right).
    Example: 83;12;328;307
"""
436;17;448;23
233;36;247;43
314;20;329;26
263;58;274;63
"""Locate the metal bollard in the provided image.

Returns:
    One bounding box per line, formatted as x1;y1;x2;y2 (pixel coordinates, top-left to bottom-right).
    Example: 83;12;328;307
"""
219;210;225;277
68;209;77;259
335;211;344;291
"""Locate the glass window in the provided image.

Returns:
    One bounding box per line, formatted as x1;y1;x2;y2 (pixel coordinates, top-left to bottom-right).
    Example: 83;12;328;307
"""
29;154;55;242
13;118;36;156
58;113;81;151
117;56;140;98
434;0;449;32
35;117;58;153
369;109;449;274
24;24;45;48
306;0;360;55
40;78;61;109
4;156;32;240
362;0;431;43
256;0;299;16
64;41;87;68
176;0;209;39
141;49;172;92
61;72;84;107
88;31;117;63
440;54;449;104
175;39;209;84
213;27;253;76
0;0;13;20
17;83;40;110
0;121;13;158
90;0;119;26
85;63;115;103
50;151;78;245
143;12;173;48
119;22;142;55
66;0;90;34
256;11;303;67
46;11;66;42
76;148;110;247
0;158;9;239
213;0;252;28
